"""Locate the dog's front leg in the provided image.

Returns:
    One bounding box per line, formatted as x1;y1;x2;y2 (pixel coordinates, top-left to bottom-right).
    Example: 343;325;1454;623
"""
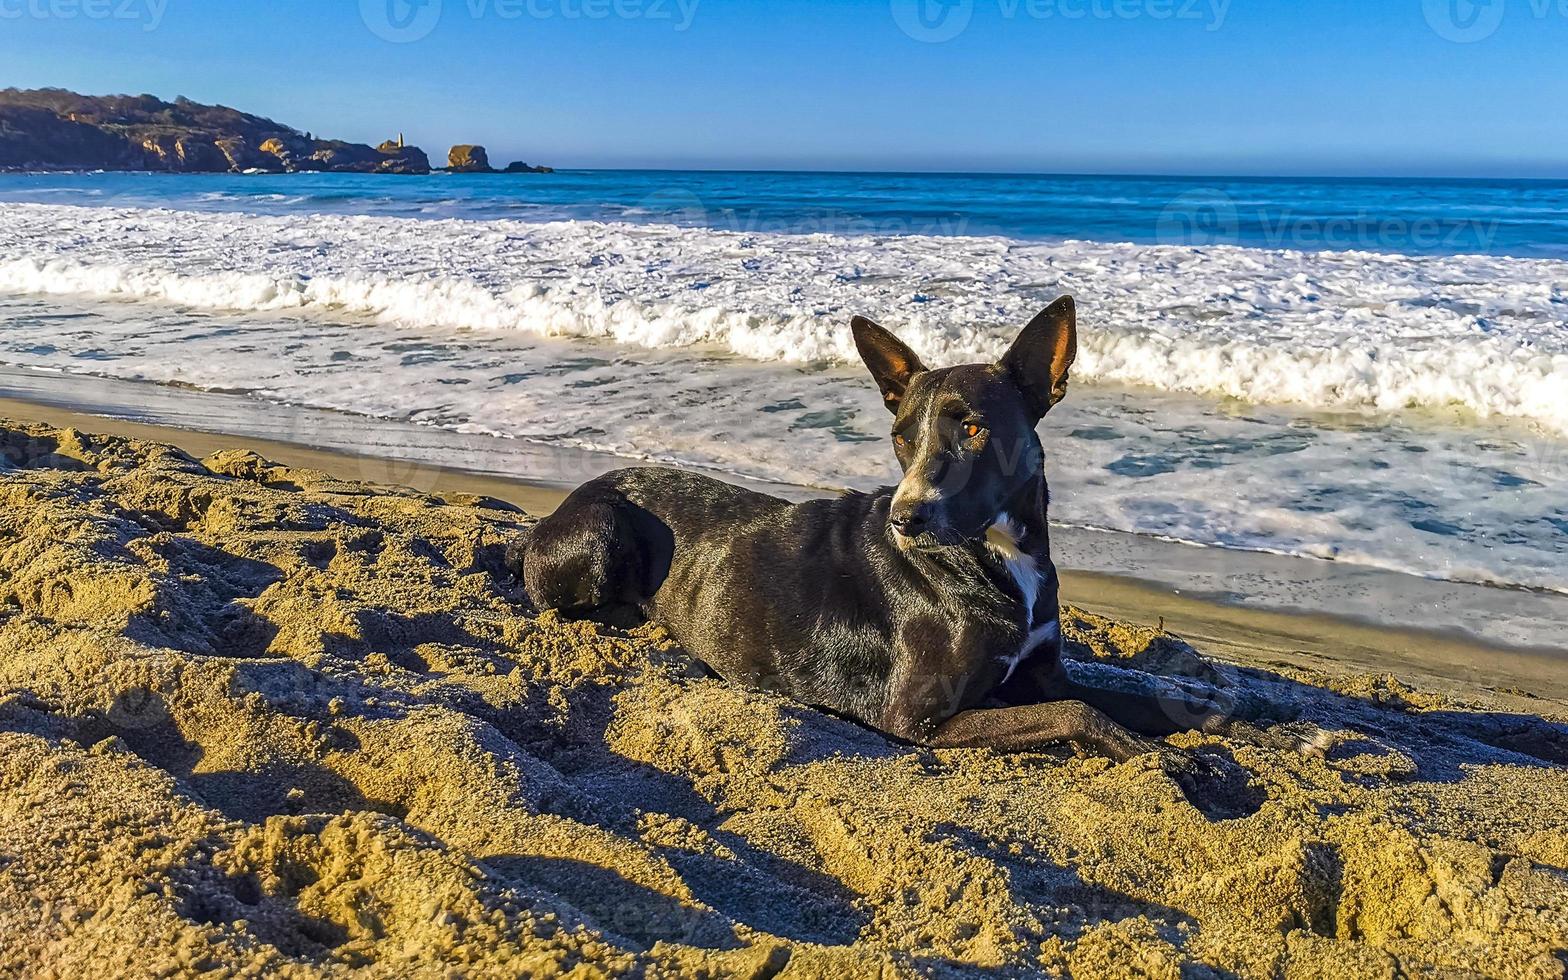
915;702;1244;806
881;642;1162;761
880;637;1177;761
1001;654;1331;756
995;655;1230;737
912;702;1161;762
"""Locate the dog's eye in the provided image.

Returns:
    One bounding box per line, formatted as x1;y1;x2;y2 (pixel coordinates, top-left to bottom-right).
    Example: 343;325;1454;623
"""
963;423;985;439
892;433;908;448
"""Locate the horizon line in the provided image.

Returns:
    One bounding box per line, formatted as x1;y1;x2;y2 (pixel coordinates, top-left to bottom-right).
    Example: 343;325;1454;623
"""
526;166;1568;183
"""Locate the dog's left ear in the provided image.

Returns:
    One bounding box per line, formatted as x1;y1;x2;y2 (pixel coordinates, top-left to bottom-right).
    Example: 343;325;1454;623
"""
1000;295;1077;418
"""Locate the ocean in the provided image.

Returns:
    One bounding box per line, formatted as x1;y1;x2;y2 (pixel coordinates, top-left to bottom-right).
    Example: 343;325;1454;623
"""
1;169;1566;607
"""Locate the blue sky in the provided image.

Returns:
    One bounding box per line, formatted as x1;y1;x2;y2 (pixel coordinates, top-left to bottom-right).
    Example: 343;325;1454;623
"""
1;0;1563;176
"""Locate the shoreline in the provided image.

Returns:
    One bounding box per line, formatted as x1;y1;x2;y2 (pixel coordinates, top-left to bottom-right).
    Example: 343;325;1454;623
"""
4;378;1564;713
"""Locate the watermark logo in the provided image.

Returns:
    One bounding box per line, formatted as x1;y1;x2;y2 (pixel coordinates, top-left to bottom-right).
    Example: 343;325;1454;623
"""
106;687;170;730
1156;189;1240;246
277;412;449;494
0;0;168;32
1423;0;1568;42
893;0;1230;41
361;0;444;42
633;187;710;228
891;0;975;42
1422;0;1506;42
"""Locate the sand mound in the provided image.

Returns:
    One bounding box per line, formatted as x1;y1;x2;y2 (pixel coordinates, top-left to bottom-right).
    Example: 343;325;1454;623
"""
0;418;1565;978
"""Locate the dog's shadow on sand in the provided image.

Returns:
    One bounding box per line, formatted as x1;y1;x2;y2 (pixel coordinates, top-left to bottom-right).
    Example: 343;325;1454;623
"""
516;752;873;947
1327;708;1568;784
1062;628;1568;789
467;668;875;948
482;854;753;952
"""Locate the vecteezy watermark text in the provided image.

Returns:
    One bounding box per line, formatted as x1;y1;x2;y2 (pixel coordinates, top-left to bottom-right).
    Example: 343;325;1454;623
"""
465;0;699;26
361;0;699;43
892;0;1230;43
632;187;987;238
0;0;166;30
1155;189;1502;252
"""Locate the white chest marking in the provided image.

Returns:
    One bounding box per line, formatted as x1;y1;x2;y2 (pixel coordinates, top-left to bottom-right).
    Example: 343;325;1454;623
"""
986;513;1057;683
1001;620;1061;684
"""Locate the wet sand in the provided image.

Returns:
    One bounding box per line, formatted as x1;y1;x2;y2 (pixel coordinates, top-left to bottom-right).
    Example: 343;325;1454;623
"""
1;414;1567;977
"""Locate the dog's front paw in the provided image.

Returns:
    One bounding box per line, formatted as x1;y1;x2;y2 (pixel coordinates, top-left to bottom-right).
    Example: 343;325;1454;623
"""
1151;744;1220;786
1147;746;1264;820
1095;728;1167;764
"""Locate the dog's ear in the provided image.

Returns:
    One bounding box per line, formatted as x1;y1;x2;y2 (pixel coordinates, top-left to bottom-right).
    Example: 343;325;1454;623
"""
852;316;927;413
1000;295;1077;418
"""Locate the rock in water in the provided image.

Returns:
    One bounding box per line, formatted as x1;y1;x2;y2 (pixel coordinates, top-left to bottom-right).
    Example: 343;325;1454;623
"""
447;144;494;172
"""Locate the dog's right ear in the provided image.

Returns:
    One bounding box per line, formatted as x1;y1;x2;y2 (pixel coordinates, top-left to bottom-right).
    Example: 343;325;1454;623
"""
852;316;927;413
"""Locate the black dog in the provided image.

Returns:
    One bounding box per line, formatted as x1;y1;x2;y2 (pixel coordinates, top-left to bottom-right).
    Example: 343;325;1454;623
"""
523;296;1241;761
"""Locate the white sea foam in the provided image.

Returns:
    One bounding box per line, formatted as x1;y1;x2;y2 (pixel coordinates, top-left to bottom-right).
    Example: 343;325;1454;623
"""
2;203;1566;434
3;201;1568;603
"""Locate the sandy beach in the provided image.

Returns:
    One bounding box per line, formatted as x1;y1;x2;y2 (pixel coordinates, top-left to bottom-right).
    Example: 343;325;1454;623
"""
1;410;1566;978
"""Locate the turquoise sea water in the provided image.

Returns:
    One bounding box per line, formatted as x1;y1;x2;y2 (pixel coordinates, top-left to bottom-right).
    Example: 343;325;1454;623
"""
3;169;1567;257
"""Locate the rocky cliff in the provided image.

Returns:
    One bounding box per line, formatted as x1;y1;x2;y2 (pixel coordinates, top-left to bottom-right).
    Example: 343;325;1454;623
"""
0;89;525;175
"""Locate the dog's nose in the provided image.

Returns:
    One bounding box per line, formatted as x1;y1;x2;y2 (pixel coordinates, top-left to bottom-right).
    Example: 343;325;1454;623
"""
890;505;930;537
